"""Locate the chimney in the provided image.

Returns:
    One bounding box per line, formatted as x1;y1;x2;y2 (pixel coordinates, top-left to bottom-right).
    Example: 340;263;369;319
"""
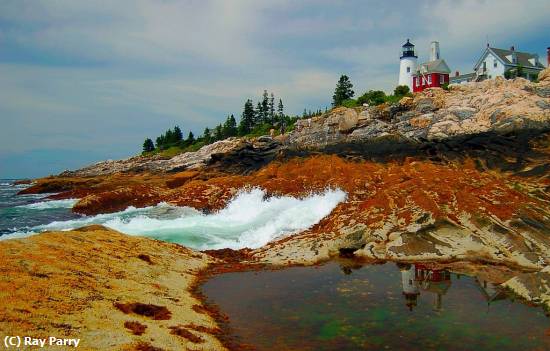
510;45;515;51
430;41;440;61
547;47;550;66
455;71;460;77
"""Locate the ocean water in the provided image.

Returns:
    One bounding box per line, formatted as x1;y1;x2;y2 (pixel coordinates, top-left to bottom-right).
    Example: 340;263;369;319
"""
0;180;346;250
0;180;80;237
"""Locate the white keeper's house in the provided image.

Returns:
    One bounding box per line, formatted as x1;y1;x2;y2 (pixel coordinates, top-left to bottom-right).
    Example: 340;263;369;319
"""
451;45;547;84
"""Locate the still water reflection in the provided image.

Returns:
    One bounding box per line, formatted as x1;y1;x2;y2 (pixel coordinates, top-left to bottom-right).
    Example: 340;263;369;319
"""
201;261;550;351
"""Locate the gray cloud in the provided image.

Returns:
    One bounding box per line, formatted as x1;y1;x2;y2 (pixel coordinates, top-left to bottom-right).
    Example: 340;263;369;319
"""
0;0;548;178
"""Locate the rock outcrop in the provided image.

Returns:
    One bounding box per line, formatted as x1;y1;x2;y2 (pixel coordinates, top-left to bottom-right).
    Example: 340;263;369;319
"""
0;226;226;351
289;75;550;148
59;137;281;178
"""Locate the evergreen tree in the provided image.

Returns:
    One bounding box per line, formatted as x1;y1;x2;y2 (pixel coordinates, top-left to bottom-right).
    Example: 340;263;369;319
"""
155;136;165;150
239;99;255;135
254;101;263;126
142;138;155;152
277;99;284;116
164;129;174;144
277;98;284;124
174;126;183;141
186;131;195;144
302;108;307;118
223;114;238;137
332;75;354;106
214;124;223;141
261;90;269;123
268;93;275;124
203;127;211;144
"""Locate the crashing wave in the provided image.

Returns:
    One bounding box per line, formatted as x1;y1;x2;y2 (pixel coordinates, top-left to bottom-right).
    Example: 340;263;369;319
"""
2;188;347;250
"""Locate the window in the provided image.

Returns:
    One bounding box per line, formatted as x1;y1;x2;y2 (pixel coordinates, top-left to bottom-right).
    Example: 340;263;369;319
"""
493;60;497;68
407;66;410;73
427;75;432;84
440;74;445;84
416;77;419;87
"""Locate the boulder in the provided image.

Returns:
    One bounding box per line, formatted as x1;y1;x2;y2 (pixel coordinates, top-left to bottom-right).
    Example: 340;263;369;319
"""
338;109;359;133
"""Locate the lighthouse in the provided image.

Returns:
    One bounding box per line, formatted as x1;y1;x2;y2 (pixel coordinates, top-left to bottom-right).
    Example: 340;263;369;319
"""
398;39;417;91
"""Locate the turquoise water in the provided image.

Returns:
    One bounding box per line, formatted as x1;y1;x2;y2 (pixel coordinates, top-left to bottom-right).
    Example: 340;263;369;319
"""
201;261;550;351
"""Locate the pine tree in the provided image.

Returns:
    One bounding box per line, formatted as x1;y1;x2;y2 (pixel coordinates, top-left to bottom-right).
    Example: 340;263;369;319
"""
303;108;307;118
239;99;255;135
174;126;183;141
223;114;238;137
268;93;275;124
203;127;211;144
214;125;223;141
155;136;165;150
165;129;175;144
277;98;284;124
261;90;269;123
254;101;263;126
186;131;195;144
142;138;155;152
332;75;354;106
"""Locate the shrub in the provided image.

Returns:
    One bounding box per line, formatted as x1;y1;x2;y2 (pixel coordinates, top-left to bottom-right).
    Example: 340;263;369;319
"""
341;99;358;108
393;85;410;97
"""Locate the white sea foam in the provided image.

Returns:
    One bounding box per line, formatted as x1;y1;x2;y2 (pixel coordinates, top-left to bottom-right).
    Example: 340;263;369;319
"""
1;188;347;250
17;198;78;210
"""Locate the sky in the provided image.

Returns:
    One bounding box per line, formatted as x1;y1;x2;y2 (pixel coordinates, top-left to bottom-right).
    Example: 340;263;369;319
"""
0;0;549;178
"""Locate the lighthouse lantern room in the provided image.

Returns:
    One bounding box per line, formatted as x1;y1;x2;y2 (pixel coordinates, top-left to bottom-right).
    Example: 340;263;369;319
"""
398;39;418;91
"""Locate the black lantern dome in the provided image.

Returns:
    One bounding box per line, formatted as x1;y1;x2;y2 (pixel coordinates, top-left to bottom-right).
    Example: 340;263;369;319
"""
400;39;417;59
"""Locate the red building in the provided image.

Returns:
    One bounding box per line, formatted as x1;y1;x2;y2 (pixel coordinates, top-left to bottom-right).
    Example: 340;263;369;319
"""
411;41;451;92
412;59;451;92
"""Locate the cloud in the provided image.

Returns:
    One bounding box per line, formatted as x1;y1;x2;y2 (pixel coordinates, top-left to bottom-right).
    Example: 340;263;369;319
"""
0;0;548;178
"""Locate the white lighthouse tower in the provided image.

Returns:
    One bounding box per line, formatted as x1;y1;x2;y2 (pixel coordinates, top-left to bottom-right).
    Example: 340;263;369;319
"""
398;39;417;91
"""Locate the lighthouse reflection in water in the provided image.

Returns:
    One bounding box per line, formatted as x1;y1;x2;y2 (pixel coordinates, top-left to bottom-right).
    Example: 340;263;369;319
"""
398;263;504;312
202;260;550;350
